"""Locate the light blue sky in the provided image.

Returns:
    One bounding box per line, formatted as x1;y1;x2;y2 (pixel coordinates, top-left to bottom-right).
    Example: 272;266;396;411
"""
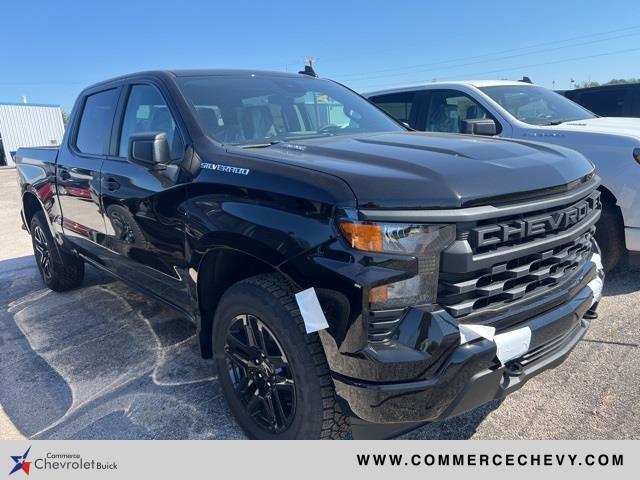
2;0;640;111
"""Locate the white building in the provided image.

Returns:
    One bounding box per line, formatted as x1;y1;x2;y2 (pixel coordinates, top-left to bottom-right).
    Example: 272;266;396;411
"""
0;103;65;166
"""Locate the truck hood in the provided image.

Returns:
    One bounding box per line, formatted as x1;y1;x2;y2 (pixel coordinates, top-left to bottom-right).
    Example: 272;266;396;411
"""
556;117;640;139
238;132;594;209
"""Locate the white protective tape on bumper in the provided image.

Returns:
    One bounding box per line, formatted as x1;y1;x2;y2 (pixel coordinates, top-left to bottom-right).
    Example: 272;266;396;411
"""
459;324;496;344
295;288;330;334
587;276;604;307
494;326;532;365
591;252;604;272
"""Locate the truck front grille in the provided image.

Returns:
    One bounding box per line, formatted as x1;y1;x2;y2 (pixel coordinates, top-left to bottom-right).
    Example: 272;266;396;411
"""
438;229;594;318
437;189;600;319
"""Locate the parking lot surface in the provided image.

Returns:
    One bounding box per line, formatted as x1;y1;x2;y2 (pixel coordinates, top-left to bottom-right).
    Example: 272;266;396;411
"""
0;168;638;440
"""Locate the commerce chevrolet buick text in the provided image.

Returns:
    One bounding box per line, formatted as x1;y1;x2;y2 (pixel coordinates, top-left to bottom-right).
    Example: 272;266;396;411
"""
15;69;604;439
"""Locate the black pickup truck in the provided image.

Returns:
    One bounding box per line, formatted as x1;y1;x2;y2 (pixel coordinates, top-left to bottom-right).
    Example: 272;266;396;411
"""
15;69;605;439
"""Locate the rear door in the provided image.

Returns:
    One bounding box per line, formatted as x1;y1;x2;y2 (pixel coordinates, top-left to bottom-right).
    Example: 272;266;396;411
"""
97;81;190;311
56;87;120;259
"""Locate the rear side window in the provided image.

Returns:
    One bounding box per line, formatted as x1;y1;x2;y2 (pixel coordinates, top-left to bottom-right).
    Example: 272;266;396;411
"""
75;89;119;155
369;92;417;127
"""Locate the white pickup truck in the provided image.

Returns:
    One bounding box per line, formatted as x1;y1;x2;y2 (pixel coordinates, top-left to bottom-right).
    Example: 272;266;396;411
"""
366;80;640;271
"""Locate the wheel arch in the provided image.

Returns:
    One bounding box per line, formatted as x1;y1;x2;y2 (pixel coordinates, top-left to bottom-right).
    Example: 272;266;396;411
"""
21;189;55;235
195;245;300;358
598;184;625;227
599;184;619;206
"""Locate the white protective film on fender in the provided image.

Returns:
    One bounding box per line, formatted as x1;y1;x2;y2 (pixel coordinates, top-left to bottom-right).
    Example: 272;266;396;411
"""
295;288;330;334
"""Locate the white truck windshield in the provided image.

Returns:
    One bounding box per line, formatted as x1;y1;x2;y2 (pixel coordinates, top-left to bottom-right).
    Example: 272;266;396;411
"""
480;85;596;126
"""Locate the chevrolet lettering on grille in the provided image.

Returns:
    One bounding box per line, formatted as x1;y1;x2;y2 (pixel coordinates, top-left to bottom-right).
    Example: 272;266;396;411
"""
471;190;601;249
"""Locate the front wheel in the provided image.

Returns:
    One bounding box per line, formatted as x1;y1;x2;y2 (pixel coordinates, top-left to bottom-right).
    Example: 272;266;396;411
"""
213;273;350;439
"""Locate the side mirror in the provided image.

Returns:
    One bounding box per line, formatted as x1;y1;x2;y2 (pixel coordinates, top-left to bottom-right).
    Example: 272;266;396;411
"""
463;119;497;136
128;132;171;167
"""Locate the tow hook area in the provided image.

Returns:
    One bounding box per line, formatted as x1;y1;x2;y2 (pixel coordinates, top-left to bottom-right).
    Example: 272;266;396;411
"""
504;361;524;377
584;302;599;320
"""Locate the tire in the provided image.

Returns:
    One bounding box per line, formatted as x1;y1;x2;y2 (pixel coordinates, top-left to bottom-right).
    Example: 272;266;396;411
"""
30;211;85;291
213;273;350;439
594;199;625;272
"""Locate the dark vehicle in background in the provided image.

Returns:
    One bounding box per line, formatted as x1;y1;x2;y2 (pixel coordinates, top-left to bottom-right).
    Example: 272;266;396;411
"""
15;69;604;439
563;83;640;118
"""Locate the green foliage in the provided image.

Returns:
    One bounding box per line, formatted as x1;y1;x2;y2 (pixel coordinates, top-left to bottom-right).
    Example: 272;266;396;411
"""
574;78;640;89
604;78;640;85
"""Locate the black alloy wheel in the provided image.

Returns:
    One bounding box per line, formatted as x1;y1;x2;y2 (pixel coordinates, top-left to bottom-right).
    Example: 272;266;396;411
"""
213;273;350;439
224;313;296;434
33;224;53;281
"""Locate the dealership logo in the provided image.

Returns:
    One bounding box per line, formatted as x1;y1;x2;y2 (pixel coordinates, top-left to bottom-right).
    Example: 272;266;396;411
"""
7;447;118;475
8;446;31;476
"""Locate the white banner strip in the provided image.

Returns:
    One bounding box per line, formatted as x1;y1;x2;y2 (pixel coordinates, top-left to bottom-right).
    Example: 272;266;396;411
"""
0;440;635;479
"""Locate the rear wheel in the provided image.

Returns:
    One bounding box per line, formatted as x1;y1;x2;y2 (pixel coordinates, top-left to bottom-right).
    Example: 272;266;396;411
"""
213;273;350;439
595;199;625;272
30;211;84;291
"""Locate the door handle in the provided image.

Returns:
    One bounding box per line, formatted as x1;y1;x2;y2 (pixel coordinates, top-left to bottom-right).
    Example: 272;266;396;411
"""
103;178;120;191
59;170;71;181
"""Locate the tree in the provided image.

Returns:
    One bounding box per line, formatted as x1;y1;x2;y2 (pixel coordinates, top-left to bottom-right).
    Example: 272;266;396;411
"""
603;78;640;85
575;81;600;89
574;78;640;89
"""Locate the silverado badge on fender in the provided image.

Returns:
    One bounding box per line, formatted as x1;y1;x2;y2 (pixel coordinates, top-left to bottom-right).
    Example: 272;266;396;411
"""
201;163;250;175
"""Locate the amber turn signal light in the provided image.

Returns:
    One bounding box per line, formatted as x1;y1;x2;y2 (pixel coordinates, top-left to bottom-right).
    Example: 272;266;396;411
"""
338;221;384;252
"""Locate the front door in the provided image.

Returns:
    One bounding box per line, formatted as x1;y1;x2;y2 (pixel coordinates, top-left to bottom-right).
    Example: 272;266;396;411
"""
98;82;190;311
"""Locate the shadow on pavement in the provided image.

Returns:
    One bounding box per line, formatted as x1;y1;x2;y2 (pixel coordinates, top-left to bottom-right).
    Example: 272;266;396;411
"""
0;255;243;439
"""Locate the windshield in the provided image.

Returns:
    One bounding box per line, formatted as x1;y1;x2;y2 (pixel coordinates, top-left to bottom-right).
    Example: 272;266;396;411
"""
177;75;404;146
479;85;595;126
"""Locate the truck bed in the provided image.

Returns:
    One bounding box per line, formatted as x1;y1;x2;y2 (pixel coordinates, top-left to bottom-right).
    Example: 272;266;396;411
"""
15;146;59;166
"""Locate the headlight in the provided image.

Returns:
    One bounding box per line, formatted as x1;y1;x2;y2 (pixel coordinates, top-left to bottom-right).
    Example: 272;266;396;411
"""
338;220;455;308
633;148;640;164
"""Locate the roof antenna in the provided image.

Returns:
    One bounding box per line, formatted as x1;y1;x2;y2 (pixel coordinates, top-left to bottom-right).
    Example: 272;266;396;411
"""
519;76;533;84
299;57;318;77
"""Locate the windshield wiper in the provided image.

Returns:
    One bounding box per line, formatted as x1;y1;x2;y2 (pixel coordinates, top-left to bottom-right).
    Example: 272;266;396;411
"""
237;141;281;149
542;120;566;126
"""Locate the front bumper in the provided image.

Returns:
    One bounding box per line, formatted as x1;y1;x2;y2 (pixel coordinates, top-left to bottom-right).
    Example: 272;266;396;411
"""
331;260;601;425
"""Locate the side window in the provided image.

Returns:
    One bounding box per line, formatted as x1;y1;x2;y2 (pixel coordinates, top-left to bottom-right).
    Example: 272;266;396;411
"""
425;90;496;134
75;89;119;155
369;92;417;127
118;84;183;160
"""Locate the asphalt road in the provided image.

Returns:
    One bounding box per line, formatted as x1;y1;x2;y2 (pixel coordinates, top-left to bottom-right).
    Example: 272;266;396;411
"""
0;168;638;440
